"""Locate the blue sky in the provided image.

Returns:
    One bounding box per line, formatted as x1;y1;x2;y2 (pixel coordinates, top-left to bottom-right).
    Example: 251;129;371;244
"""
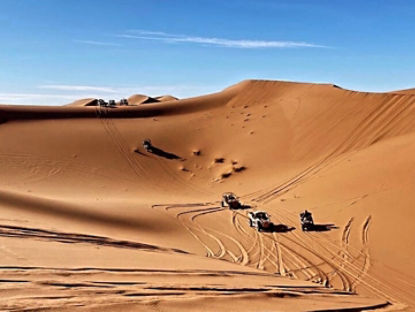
0;0;414;105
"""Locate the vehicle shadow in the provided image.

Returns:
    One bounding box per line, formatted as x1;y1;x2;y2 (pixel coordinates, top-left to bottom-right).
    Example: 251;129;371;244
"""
230;204;252;210
136;146;184;160
307;224;338;232
263;224;295;233
134;149;150;157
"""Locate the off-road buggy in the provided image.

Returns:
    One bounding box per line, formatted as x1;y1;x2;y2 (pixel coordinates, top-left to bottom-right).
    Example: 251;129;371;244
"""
249;211;273;232
300;210;314;231
142;139;153;152
221;192;243;209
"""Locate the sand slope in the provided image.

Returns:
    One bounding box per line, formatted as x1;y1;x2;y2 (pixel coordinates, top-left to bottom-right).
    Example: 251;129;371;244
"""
65;98;98;107
0;80;414;311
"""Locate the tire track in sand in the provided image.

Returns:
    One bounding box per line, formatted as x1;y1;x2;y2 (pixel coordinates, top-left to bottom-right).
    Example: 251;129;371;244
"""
154;203;230;259
192;212;250;266
96;107;149;182
350;215;371;290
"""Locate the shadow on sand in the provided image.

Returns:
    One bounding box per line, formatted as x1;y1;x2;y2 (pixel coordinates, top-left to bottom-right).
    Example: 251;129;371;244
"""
136;146;183;160
229;204;252;210
262;224;295;233
306;224;338;232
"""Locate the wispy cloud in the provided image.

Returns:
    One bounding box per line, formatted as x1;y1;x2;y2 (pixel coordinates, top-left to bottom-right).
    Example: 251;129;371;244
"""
39;84;118;93
0;92;81;105
74;39;121;47
38;84;219;96
119;30;327;49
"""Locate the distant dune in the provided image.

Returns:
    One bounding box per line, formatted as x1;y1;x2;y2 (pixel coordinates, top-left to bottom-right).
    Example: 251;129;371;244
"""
127;94;159;105
64;94;179;107
128;94;179;105
65;98;98;107
0;79;414;311
155;95;179;102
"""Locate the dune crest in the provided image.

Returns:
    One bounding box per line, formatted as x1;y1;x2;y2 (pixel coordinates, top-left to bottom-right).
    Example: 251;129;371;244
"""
65;98;98;107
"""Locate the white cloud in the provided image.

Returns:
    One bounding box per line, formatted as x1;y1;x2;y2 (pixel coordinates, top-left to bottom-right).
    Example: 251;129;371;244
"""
129;30;173;36
0;92;82;105
120;30;327;49
74;40;121;47
39;84;118;93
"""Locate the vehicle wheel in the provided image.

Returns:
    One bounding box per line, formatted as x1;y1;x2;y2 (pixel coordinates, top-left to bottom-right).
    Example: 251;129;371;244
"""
249;219;253;227
221;201;225;207
257;224;262;232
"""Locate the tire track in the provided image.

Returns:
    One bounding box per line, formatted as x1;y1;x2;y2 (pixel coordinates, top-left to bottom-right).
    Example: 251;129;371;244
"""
230;210;328;282
150;201;404;307
0;263;391;312
272;233;286;276
265;206;352;291
256;230;265;270
193;213;249;259
177;206;226;258
232;212;261;265
155;203;230;260
328;218;354;281
294;213;404;305
96;107;149;182
282;234;352;291
303;227;401;304
153;201;390;303
350;215;371;290
190;209;250;265
249;96;413;206
0;152;133;184
269;233;328;285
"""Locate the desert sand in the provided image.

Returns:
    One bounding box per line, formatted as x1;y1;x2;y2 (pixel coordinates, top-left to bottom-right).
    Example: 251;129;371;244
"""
0;79;414;311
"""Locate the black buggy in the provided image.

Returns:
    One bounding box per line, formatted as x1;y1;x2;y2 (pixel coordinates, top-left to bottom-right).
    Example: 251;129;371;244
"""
300;210;314;231
142;139;153;152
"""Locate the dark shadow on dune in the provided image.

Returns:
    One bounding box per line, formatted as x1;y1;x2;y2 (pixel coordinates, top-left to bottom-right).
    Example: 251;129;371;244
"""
261;224;295;233
271;224;295;233
307;224;338;232
0;189;162;233
229;204;252;210
143;146;184;160
0;224;188;254
134;149;150;157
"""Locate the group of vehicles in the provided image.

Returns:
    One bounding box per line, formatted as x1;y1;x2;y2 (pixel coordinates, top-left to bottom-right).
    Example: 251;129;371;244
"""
97;98;129;107
221;192;315;232
139;138;315;233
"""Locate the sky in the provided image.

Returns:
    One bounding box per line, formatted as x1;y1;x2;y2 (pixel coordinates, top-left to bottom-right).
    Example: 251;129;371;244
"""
0;0;414;105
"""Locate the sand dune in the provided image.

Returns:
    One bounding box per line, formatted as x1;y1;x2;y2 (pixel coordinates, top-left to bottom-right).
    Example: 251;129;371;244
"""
155;95;179;102
128;94;178;105
0;79;414;311
64;94;178;108
392;88;415;95
127;94;159;105
65;98;98;107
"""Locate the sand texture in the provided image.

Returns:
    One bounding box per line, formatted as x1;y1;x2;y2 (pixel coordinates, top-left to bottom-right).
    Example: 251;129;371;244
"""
0;80;413;311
